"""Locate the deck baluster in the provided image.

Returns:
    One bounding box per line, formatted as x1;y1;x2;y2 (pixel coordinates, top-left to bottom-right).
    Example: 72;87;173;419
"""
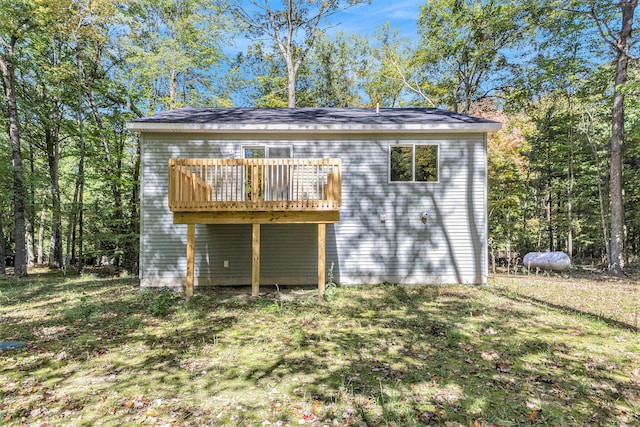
168;158;341;212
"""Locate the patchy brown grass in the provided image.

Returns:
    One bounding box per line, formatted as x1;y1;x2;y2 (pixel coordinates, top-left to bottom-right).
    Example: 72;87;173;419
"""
0;272;638;426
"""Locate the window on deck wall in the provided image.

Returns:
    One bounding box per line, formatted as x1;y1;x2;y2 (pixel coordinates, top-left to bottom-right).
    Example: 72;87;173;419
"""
389;144;439;182
243;146;292;200
244;146;292;159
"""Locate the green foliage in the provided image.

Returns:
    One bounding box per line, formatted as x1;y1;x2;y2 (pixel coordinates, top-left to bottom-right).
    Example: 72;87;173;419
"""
121;0;235;112
232;0;371;107
236;30;376;108
142;288;183;317
360;24;417;107
305;31;369;107
389;146;412;181
487;83;616;260
63;295;93;322
1;0;639;273
233;42;290;107
416;0;538;112
415;145;438;182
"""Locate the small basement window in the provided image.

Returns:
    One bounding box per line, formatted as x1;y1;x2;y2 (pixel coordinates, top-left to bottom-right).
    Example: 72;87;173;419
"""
389;144;439;182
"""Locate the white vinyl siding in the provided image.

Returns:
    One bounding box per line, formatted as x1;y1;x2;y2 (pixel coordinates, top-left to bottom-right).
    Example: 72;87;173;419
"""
138;132;487;289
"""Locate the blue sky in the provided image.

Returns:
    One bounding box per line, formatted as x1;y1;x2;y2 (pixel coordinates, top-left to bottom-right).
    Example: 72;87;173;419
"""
336;0;424;40
230;0;424;54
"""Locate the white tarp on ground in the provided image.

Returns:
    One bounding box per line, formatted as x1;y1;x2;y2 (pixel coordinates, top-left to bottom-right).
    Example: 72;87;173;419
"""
523;251;571;272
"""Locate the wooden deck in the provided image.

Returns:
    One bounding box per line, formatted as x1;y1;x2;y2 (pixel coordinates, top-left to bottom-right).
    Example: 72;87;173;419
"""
167;158;342;299
168;158;342;212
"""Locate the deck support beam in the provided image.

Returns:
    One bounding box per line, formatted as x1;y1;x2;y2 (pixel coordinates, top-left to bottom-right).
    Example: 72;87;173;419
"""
252;223;260;297
174;210;339;225
318;223;326;299
186;224;195;300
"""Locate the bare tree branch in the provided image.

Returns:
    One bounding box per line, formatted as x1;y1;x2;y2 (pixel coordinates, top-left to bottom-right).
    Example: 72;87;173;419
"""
390;60;436;106
589;0;620;52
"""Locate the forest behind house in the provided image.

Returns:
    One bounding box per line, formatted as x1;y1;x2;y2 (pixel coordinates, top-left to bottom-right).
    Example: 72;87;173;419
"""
1;0;639;277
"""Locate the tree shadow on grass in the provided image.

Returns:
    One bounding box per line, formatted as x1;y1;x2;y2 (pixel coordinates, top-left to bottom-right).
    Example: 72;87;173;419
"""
485;285;639;332
2;279;639;426
194;285;639;425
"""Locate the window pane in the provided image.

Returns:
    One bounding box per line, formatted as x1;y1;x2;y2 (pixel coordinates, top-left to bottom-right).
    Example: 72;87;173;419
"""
390;146;413;181
244;147;265;201
266;147;291;200
244;148;265;158
267;147;291;158
415;145;438;182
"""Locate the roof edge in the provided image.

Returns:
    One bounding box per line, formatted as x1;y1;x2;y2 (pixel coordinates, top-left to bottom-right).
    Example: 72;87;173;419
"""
126;122;502;133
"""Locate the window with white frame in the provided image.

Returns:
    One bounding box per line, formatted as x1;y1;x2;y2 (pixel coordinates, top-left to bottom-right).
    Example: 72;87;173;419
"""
243;146;292;159
389;144;439;182
243;145;293;200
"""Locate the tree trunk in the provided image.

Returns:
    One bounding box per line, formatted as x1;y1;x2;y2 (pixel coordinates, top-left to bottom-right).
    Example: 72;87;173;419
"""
67;169;80;265
277;35;298;108
521;156;532;251
86;89;122;210
26;217;34;268
287;63;296;107
169;68;178;109
67;78;86;268
0;39;27;277
27;139;35;268
114;121;126;268
0;213;5;275
37;209;46;265
546;192;553;250
566;91;574;258
126;138;141;274
608;0;637;275
44;40;64;269
596;160;611;263
546;135;553;251
46;125;63;269
86;85;124;267
78;170;84;272
582;108;611;262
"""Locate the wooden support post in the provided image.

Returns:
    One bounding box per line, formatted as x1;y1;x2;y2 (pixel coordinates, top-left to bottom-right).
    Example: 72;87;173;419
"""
186;224;195;300
252;223;260;297
318;223;326;299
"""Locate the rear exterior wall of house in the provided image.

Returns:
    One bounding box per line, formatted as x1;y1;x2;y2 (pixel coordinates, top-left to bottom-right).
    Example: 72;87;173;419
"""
139;131;487;289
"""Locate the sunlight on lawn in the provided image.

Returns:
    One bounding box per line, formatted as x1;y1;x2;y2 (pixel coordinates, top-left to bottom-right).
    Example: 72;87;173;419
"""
0;273;639;426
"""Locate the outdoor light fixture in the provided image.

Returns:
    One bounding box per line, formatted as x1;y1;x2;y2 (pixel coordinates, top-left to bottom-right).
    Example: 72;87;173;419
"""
421;211;430;224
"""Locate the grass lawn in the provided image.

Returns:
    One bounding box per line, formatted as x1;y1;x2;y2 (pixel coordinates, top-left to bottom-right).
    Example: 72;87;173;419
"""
0;271;638;426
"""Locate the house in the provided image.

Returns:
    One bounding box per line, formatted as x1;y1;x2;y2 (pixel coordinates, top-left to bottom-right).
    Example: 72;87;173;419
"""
126;107;501;297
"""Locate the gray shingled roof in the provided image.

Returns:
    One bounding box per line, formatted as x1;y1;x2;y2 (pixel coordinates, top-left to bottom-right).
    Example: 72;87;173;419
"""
127;107;501;133
130;107;496;125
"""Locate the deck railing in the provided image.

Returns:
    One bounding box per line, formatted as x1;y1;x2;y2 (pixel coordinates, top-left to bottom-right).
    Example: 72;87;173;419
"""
168;158;342;212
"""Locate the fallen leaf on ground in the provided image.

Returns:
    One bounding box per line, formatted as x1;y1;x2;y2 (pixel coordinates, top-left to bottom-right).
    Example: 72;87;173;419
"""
527;409;542;421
